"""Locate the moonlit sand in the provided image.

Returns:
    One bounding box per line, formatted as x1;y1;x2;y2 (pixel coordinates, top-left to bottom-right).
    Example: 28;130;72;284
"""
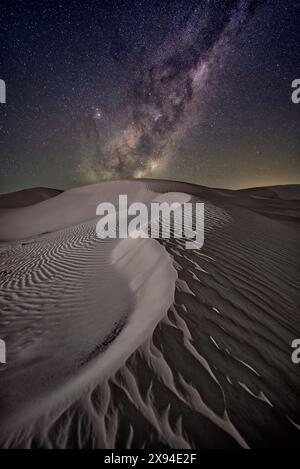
0;180;300;448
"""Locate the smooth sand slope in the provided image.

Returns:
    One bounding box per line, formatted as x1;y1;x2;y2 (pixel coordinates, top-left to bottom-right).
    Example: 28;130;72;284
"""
0;180;299;448
0;188;62;209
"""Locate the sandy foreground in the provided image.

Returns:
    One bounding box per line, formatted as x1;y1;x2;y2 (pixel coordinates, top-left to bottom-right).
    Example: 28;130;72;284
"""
0;179;299;448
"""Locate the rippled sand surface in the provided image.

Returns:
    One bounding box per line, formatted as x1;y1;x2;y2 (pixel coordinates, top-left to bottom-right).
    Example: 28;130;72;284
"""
0;180;299;448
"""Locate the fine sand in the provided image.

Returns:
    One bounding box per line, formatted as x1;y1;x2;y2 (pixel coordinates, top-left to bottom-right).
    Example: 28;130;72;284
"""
0;180;299;449
0;188;62;209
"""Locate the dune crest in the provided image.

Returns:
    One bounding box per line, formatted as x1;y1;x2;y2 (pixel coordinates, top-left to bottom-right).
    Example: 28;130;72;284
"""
1;180;300;449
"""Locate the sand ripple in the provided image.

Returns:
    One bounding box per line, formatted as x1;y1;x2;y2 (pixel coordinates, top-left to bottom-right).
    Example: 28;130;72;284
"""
1;180;300;448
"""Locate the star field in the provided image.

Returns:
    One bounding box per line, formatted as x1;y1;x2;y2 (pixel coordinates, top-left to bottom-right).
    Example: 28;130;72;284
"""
0;0;299;192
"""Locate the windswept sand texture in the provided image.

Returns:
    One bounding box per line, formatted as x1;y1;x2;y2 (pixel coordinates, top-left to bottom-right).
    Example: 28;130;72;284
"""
0;180;300;449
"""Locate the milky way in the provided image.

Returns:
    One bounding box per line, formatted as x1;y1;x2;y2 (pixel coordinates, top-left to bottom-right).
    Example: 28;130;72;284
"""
0;0;299;192
78;0;266;181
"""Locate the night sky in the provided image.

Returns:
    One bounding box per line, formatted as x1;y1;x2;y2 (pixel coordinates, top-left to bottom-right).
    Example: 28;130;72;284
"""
0;0;299;193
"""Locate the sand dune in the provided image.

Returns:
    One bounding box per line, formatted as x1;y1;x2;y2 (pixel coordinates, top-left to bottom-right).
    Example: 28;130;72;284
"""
0;180;300;448
0;188;62;209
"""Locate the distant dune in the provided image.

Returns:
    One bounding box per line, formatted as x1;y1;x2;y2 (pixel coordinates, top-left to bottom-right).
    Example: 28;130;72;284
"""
0;180;299;449
0;188;62;209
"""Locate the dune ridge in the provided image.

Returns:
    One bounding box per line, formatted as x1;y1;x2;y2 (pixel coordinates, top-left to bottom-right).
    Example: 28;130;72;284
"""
0;188;62;209
0;180;300;448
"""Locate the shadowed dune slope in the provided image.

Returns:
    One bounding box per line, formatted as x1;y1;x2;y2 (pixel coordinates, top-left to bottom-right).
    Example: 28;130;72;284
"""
0;188;62;209
0;180;299;449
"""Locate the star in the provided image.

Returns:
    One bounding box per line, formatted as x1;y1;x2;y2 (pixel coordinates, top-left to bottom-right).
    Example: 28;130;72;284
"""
93;109;103;121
